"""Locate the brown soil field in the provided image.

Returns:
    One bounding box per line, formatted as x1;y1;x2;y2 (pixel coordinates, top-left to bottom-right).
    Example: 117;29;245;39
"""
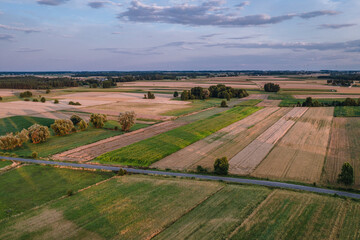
322;117;360;187
151;107;285;171
229;107;308;175
120;81;260;89
52;120;188;162
294;94;360;99
252;107;333;183
256;100;281;107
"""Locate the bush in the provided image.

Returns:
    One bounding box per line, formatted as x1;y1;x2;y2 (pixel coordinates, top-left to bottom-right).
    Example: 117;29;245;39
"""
220;100;228;107
0;96;2;101
147;91;155;99
214;157;229;175
51;119;74;136
19;91;32;98
32;98;39;102
196;165;208;173
119;111;136;132
40;97;46;103
31;151;38;159
46;89;50;94
67;189;73;196
24;98;30;101
337;162;354;186
114;126;119;131
70;115;83;125
69;101;81;105
90;113;107;128
0;129;29;150
78;119;88;131
181;90;190;100
54;99;59;104
173;91;179;97
264;83;280;92
117;168;127;176
28;124;50;143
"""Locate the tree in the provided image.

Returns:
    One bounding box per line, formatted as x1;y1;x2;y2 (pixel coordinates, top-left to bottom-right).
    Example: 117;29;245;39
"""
78;119;88;131
220;100;228;107
102;80;112;88
46;89;50;94
0;129;29;150
181;90;190;100
344;98;357;106
119;111;136;132
302;97;313;107
90;113;107;128
51;119;74;136
70;115;83;125
147;91;155;99
173;91;179;97
40;97;46;103
19;91;32;98
214;157;229;175
337;162;354;186
28;124;50;144
264;83;280;92
54;99;59;104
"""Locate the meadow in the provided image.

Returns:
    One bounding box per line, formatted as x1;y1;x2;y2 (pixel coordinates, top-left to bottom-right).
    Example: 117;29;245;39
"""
334;106;360;117
95;106;261;166
0;116;54;135
0;159;12;168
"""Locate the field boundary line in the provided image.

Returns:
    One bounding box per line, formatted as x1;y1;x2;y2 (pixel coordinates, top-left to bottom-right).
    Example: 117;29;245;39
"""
320;113;335;184
226;190;277;239
148;185;225;240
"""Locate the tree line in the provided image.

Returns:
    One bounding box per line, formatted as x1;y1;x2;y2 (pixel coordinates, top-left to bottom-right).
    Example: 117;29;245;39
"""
180;84;249;101
301;97;360;107
0;76;78;89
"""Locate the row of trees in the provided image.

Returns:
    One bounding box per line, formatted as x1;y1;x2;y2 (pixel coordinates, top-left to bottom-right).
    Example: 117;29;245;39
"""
264;83;280;92
180;84;249;101
301;97;360;107
0;76;78;89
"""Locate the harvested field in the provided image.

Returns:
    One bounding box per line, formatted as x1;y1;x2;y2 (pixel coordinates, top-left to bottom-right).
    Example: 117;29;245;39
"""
322;117;360;187
230;190;360;240
256;99;281;107
252;107;333;183
229;107;308;175
152;107;287;171
0;175;221;240
120;81;260;89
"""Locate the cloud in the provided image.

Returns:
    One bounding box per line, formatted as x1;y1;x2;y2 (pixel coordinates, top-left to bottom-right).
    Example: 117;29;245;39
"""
226;34;262;40
37;0;69;6
235;1;250;8
199;33;221;40
119;1;340;27
16;48;44;53
0;33;14;41
0;24;40;33
88;1;122;9
318;23;357;29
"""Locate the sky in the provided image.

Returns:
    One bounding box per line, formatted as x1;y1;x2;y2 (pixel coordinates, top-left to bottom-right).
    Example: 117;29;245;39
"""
0;0;359;71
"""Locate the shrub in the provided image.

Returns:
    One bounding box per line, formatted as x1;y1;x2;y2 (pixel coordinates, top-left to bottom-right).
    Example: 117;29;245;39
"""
119;111;136;132
0;96;2;101
220;100;228;107
40;97;46;103
24;98;30;101
32;98;39;102
51;119;74;136
69;101;81;105
0;129;29;150
54;99;59;104
19;91;32;98
67;190;73;196
196;165;208;173
78;119;88;131
117;168;127;176
147;91;155;99
28;124;50;144
173;91;179;97
114;126;119;131
264;83;280;92
31;151;38;159
70;115;83;125
214;157;229;175
90;113;107;128
46;89;50;94
337;162;354;186
181;90;190;100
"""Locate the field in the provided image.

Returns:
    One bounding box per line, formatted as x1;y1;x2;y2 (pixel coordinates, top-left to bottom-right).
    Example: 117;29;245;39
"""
95;106;261;166
0;159;12;168
229;107;308;175
253;108;333;183
334;106;360;117
0;116;54;135
152;107;287;171
163;98;225;116
0;165;113;219
322;117;360;187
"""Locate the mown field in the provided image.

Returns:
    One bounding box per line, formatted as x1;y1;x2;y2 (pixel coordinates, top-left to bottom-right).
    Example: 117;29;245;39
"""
95;106;261;166
334;106;360;117
0;165;113;219
1;116;149;158
1;170;360;239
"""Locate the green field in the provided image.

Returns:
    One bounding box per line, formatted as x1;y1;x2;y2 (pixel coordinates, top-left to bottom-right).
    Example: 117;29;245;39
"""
0;160;12;168
236;99;263;106
163;98;226;116
1;116;149;158
96;106;261;166
0;165;113;219
334;106;360;117
0;175;221;240
0;116;54;135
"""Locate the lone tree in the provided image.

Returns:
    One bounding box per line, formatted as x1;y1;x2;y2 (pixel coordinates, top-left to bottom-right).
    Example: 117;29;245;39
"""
147;91;155;99
264;83;280;92
214;157;229;175
40;97;46;103
119;111;136;132
337;162;354;186
70;115;83;126
90;113;107;128
173;91;179;98
220;100;228;107
28;124;50;144
51;119;74;136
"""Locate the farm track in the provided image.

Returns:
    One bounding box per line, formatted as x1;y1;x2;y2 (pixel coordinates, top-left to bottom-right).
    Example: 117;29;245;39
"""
229;107;308;175
151;107;288;171
253;107;333;183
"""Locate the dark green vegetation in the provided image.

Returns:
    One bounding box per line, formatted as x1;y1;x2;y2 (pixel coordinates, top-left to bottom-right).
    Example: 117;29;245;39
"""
334;106;360;117
181;85;248;100
214;157;229;175
0;165;113;219
337;162;354;186
96;106;260;166
0;76;78;89
0;116;54;135
1;116;148;157
264;82;280;92
0;160;12;168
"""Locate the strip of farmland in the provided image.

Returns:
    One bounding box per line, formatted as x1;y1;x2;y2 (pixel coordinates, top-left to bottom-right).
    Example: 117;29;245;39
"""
322;117;360;187
152;107;290;171
95;106;261;167
252;107;333;183
229;107;308;175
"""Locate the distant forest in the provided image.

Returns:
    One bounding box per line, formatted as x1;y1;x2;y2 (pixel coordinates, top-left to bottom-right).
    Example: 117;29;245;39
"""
318;73;360;86
0;76;78;89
